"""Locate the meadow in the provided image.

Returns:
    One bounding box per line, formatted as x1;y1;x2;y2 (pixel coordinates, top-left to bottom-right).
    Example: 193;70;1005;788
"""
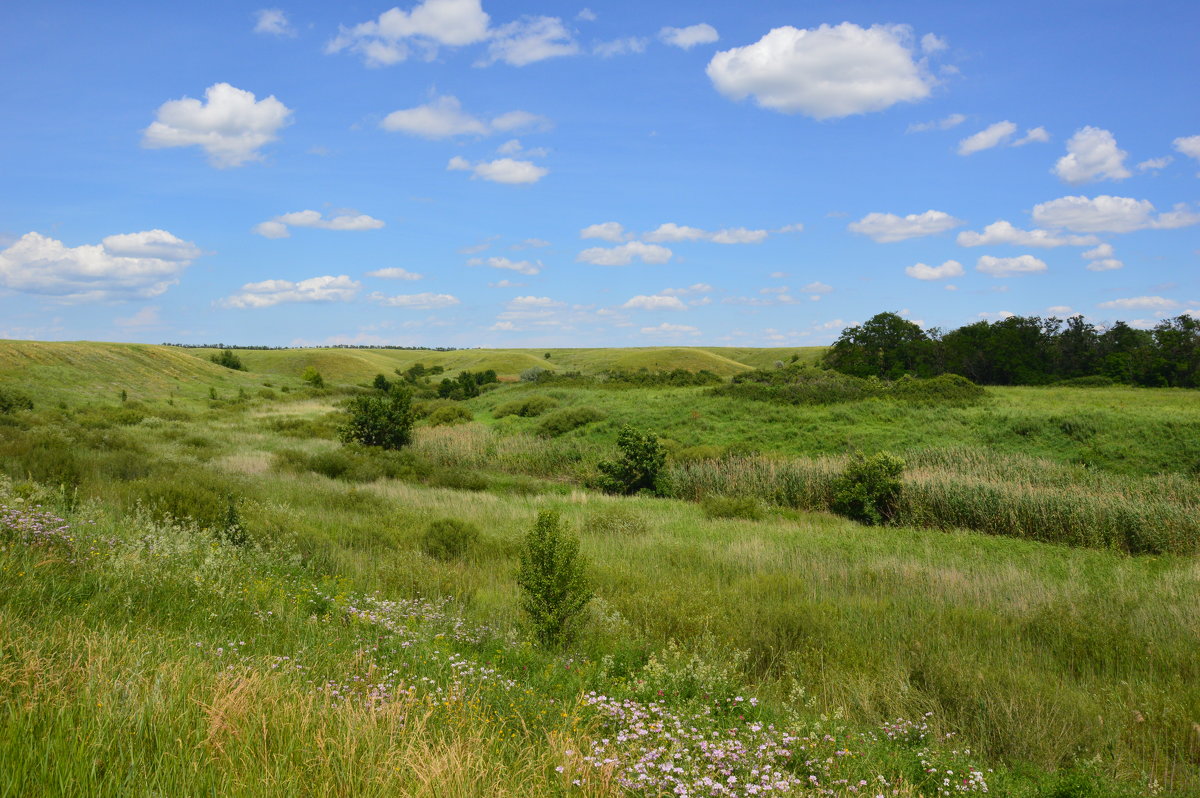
1;340;1198;797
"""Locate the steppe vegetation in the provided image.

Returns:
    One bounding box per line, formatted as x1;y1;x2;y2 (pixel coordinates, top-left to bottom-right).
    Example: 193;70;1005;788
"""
1;335;1198;796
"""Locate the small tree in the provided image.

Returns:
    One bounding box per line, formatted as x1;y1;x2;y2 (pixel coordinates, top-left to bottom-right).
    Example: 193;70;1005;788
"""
210;349;245;371
338;390;415;449
516;511;591;647
830;452;904;525
596;425;666;495
301;366;325;388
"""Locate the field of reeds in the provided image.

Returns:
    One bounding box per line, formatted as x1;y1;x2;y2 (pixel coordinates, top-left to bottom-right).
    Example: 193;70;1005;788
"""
1;340;1198;796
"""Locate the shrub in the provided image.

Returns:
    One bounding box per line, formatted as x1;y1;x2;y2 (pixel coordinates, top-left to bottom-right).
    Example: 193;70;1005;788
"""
301;366;325;388
372;373;392;392
420;518;480;561
0;388;34;414
427;404;472;427
596;425;666;495
535;406;604;437
494;395;559;418
701;495;764;521
520;366;549;383
516;510;591;646
338;391;415;450
210;349;245;370
830;452;905;525
890;373;986;405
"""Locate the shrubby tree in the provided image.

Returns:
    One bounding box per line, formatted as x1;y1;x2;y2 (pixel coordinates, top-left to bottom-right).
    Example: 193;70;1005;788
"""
337;390;415;449
830;452;904;526
372;373;392;392
210;349;245;370
825;312;934;379
596;425;666;495
301;366;325;388
516;510;591;646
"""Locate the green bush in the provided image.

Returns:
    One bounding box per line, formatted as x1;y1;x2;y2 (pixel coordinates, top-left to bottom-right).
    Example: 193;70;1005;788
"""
301;366;325;388
535;406;604;437
210;349;245;370
596;425;666;495
0;387;35;414
890;373;986;405
338;391;415;450
830;452;905;525
701;495;764;520
519;366;549;383
420;518;480;561
372;373;392;392
516;510;591;646
494;395;559;418
427;404;472;427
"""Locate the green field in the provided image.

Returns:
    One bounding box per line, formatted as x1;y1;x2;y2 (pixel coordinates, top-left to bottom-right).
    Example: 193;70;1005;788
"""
2;340;1198;797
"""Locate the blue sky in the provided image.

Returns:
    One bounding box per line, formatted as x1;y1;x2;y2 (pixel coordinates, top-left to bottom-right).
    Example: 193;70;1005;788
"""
1;0;1198;347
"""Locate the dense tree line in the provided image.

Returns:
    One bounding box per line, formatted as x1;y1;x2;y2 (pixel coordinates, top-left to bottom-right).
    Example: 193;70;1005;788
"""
825;311;1200;387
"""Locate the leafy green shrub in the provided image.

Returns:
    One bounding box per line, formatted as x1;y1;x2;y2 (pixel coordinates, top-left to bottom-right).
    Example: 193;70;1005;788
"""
427;404;472;427
596;425;666;495
301;366;325;388
494;395;559;418
0;387;35;414
338;391;415;449
890;373;986;405
718;365;884;405
535;406;604;437
372;373;392;392
516;510;591;646
519;366;549;383
210;349;245;370
420;518;480;561
585;505;649;537
701;495;764;520
830;452;905;525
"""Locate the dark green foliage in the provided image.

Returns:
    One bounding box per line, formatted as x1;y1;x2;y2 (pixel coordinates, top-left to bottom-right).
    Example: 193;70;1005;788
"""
210;349;245;370
596;425;666;495
426;404;472;426
493;395;559;418
719;365;884;405
301;366;325;388
435;369;498;400
600;368;724;387
534;406;604;437
516;510;591;646
338;390;415;449
701;495;764;520
217;496;249;546
889;374;986;405
0;388;35;414
1057;375;1116;388
830;452;905;525
420;518;480;561
824;312;935;379
372;373;392;392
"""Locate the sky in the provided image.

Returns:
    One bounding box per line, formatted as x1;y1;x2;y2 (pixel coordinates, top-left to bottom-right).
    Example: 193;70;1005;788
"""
1;0;1198;348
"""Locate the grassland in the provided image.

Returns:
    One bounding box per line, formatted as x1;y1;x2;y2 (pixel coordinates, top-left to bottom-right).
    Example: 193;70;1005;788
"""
1;340;1198;796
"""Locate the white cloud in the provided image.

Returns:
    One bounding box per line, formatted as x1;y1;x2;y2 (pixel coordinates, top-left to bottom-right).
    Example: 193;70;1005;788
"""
577;241;672;266
1081;243;1113;259
114;306;162;328
956;220;1099;248
367;267;422;280
593;37;648;57
1174;135;1200;174
370;291;460;309
848;210;962;242
0;230;201;301
467;256;540;275
711;227;768;244
640;322;700;336
1086;258;1124;272
1053;127;1131;184
623;295;687;311
1098;296;1179;310
659;23;719;49
905;260;964;280
1032;195;1200;233
326;0;491;66
577;8;597;22
1046;305;1074;315
447;157;548;184
957;121;1017;155
481;16;579;66
975;254;1048;277
507;295;563;309
513;237;550;249
223;275;360;308
142;83;292;168
920;32;948;53
802;281;834;294
253;210;384;238
644;223;708;242
907;113;965;133
580;221;628;241
254;9;295;36
642;222;770;244
660;283;713;296
379;95;549;139
489;279;523;288
706;23;934;119
1013;126;1050;146
1137;156;1173;173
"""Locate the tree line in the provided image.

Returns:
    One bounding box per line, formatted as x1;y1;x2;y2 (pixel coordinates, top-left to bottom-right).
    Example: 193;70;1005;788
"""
825;311;1200;387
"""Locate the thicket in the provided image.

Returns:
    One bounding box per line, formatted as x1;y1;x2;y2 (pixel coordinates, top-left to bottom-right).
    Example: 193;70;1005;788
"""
337;391;415;450
436;369;498;400
827;310;1200;387
209;349;245;370
718;365;985;406
535;406;604;437
596;425;666;495
493;395;558;418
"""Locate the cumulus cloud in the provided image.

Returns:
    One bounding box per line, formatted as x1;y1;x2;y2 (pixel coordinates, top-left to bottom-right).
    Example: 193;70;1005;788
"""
643;223;708;242
1137;156;1173;173
907;113;965;133
957;121;1017;155
660;283;713;296
1079;242;1122;271
142;83;292;168
326;0;491;66
467;256;540;275
1032;195;1200;233
1013;126;1050;146
975;254;1048;277
956;220;1099;248
659;23;718;49
580;222;628;241
1053;127;1131;184
506;295;563;309
802;281;834;295
481;16;579;66
847;210;962;242
254;9;295;36
622;295;687;311
577;241;672;266
252;210;385;238
367;267;422;280
1097;296;1179;310
0;230;201;302
706;23;935;119
1175;135;1200;174
370;291;460;309
593;37;648;57
905;260;964;280
222;275;360;308
643;222;773;244
447;156;548;184
380;95;549;138
640;322;700;336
